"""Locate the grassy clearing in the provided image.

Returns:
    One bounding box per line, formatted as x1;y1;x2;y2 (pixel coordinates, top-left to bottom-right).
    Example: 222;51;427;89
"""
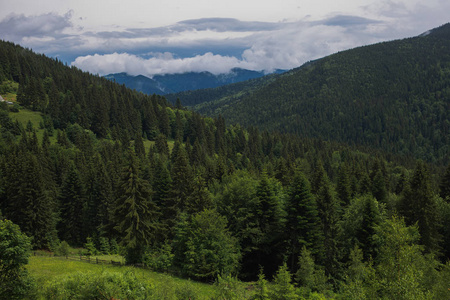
2;92;17;102
8;108;59;144
89;254;125;264
9;108;44;128
28;256;218;299
143;138;175;152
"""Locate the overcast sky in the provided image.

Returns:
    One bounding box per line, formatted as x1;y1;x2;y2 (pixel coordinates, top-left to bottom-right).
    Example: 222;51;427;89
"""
1;0;449;77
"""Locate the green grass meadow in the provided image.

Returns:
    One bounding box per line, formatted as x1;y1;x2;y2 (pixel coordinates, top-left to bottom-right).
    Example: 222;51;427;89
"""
27;255;220;299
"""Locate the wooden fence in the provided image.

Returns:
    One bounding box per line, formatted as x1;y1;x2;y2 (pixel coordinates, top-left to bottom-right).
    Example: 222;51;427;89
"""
33;251;124;266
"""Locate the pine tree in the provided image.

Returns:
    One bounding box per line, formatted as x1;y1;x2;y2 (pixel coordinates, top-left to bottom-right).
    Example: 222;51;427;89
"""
134;133;145;157
58;162;86;246
185;173;213;214
4;151;56;249
165;143;193;230
285;171;323;273
112;151;159;263
439;164;450;202
399;162;442;254
316;172;341;280
270;263;298;300
336;163;352;206
371;169;387;203
254;172;284;278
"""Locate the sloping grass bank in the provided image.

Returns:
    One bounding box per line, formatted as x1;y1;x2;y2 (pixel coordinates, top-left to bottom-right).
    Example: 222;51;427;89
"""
28;256;221;299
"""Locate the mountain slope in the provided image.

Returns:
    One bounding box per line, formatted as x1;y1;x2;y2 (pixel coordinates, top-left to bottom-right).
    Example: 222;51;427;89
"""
105;68;284;95
179;23;450;164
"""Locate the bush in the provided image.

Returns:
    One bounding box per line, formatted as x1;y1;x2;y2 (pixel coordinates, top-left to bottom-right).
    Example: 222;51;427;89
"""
83;237;98;256
55;241;70;257
43;270;153;300
0;219;36;299
99;237;110;255
173;210;241;281
214;273;248;300
144;242;174;272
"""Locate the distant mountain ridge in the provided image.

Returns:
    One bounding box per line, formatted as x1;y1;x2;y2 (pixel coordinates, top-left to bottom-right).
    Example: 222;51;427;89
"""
104;68;285;95
172;23;450;164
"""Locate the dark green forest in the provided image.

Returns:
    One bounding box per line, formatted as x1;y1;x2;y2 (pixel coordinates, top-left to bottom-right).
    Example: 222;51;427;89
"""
171;23;450;166
1;36;450;299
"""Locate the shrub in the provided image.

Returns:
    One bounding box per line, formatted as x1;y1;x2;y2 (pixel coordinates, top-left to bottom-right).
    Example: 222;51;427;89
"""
143;242;174;272
43;270;153;299
0;219;36;299
83;237;98;256
99;237;110;255
55;241;71;257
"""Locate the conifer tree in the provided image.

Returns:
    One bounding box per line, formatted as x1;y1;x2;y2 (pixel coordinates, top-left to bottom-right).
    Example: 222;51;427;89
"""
134;133;145;157
5;151;56;249
399;162;442;254
371;169;387;203
58;162;86;246
316;172;341;280
155;134;169;157
285;170;323;273
185;173;213;214
337;163;352;206
165;143;193;228
270;263;298;300
254;172;284;278
112;151;159;263
152;156;172;207
440;164;450;202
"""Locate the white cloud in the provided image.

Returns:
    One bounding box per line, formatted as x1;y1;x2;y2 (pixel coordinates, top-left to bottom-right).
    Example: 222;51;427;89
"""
0;11;74;40
71;52;254;77
2;0;450;76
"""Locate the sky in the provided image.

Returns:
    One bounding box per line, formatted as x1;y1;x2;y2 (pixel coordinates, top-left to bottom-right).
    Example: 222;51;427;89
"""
0;0;449;77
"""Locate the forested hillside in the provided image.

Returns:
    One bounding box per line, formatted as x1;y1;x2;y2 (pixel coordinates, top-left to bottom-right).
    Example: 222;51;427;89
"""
176;23;450;165
1;39;450;299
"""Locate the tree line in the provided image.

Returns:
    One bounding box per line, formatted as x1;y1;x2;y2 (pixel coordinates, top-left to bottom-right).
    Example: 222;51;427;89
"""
0;39;450;298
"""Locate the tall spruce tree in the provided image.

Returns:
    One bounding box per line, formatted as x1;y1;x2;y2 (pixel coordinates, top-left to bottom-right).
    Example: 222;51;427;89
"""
336;163;352;206
316;171;341;281
164;142;193;235
399;162;442;254
285;170;324;273
58;162;86;246
112;151;159;263
254;172;284;278
4;150;56;249
439;164;450;202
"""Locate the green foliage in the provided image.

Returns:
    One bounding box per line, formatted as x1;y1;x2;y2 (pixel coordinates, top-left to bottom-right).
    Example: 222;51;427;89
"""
214;273;248;300
113;151;159;263
55;241;71;257
42;270;153;300
399;162;442;254
372;216;431;300
270;263;299;300
173;209;241;281
0;38;449;298
99;237;110;255
296;247;329;294
338;246;376;300
144;242;174;272
252;270;270;300
83;237;98;256
187;26;450;165
109;238;119;255
286;171;323;273
0;219;35;299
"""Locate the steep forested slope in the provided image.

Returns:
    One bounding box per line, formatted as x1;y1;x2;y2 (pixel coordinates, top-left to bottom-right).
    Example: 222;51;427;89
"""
178;24;450;164
1;39;450;299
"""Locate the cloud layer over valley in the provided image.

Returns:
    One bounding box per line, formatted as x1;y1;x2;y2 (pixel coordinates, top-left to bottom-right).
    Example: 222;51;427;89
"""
1;0;449;76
